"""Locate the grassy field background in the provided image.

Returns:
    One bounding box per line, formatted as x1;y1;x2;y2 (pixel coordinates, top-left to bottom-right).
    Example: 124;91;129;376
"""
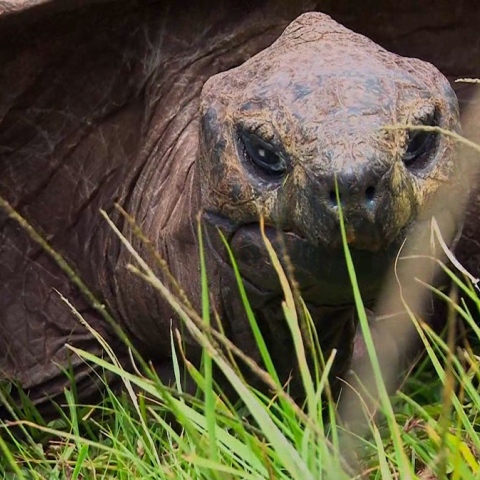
1;184;480;479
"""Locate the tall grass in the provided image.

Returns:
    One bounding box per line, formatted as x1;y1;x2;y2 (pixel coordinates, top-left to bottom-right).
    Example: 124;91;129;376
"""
0;200;480;478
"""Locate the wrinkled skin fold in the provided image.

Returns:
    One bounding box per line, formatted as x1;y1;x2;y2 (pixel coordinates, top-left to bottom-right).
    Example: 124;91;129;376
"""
0;0;479;413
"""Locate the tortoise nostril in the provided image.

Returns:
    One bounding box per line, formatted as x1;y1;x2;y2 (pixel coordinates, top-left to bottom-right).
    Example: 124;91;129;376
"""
327;183;377;210
365;186;376;202
329;190;339;206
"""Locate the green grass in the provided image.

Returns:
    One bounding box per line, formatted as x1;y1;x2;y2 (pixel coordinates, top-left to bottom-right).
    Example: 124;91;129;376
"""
1;202;480;478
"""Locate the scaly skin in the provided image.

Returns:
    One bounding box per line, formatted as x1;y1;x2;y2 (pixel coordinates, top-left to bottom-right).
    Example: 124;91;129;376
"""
200;12;462;396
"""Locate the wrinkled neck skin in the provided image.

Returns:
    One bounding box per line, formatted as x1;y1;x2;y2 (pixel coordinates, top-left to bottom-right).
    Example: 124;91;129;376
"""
0;1;312;371
103;4;316;359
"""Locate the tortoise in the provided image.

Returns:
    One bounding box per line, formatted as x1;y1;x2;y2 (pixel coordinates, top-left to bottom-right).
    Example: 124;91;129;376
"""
0;0;478;414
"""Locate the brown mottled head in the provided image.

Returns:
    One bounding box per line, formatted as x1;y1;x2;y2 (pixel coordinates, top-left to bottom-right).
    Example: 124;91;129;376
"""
199;12;461;306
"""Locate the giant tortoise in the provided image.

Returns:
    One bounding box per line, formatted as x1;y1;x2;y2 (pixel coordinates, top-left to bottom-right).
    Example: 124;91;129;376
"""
0;0;479;414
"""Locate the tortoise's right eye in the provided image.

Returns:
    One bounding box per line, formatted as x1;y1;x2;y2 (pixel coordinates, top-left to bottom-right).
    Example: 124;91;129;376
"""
240;132;287;176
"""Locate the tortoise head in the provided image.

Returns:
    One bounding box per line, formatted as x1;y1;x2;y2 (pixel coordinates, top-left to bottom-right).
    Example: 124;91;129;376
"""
198;12;461;306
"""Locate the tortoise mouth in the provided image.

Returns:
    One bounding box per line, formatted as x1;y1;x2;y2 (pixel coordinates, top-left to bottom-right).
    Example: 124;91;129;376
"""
203;211;403;307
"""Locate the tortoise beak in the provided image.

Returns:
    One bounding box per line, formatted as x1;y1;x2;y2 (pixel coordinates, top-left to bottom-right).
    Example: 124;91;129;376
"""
203;213;403;307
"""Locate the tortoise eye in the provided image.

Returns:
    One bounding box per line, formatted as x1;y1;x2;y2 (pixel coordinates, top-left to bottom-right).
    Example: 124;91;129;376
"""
403;130;437;167
403;111;438;170
240;132;287;175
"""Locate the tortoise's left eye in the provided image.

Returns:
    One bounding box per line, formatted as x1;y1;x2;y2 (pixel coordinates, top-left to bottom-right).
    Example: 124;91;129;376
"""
403;130;437;167
240;132;287;175
403;110;439;170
